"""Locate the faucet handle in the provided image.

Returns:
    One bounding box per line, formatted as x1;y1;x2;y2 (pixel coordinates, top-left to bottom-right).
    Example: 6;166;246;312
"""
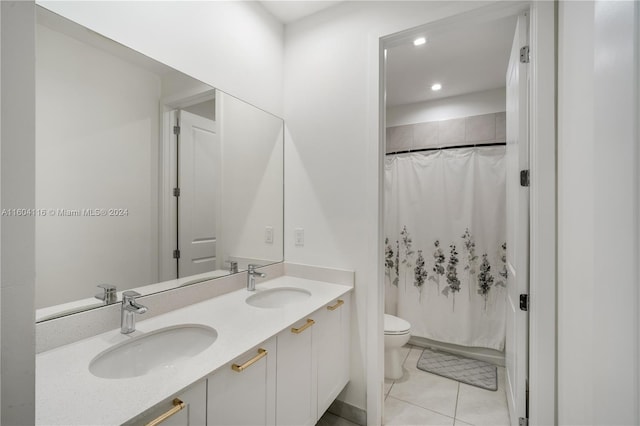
95;284;117;304
120;290;147;334
98;283;116;291
122;290;142;301
226;260;239;273
248;264;266;278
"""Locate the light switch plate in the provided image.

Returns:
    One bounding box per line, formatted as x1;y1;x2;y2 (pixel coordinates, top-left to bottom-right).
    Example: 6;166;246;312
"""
265;226;274;244
294;228;304;246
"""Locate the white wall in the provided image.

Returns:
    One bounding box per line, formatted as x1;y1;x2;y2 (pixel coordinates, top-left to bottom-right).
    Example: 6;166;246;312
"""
218;93;284;268
38;0;285;117
387;87;506;127
36;23;162;308
283;0;494;415
558;1;639;424
1;2;36;423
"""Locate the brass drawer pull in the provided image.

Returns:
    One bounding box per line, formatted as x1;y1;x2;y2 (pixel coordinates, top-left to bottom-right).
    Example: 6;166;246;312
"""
146;398;185;426
327;299;344;311
232;348;267;372
291;318;315;334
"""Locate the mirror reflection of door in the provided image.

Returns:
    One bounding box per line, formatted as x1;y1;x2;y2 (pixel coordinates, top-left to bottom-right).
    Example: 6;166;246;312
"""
174;109;220;278
35;6;284;322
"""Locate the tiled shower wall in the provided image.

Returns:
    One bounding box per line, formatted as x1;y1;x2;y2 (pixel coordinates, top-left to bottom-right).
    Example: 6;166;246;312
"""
386;112;506;153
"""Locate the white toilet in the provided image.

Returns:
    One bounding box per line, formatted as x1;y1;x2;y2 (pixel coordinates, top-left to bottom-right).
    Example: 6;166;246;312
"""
384;314;411;380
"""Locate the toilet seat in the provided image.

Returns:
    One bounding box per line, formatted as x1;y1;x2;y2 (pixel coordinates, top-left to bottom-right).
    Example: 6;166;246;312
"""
384;314;410;335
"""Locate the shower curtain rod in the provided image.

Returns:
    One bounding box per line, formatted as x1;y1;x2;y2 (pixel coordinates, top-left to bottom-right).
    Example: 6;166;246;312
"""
385;142;506;156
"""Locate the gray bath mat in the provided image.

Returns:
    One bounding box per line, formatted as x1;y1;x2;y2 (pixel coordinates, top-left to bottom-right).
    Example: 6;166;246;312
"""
416;348;497;391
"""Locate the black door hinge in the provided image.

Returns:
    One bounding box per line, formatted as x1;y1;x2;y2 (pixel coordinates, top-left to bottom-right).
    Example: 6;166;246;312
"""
520;169;530;187
519;294;529;311
173;125;180;135
173;187;180;197
173;249;180;259
519;417;528;426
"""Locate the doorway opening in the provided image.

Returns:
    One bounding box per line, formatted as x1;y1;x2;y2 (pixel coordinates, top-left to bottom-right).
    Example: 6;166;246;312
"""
376;3;556;425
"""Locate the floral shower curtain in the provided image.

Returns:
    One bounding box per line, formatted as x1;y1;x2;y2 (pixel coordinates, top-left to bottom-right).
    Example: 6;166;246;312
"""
384;147;507;351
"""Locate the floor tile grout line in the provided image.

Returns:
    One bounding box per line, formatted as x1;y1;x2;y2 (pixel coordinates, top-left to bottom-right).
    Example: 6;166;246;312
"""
385;380;394;400
386;395;457;421
453;381;461;420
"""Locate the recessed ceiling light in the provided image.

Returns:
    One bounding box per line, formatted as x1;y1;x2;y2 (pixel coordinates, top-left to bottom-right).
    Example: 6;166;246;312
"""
431;83;442;91
413;37;426;46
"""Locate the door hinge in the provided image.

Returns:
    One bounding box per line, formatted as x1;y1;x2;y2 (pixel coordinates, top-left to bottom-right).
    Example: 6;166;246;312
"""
520;169;530;187
520;45;530;63
525;379;530;421
173;187;180;197
519;294;529;311
173;125;180;135
519;417;528;426
173;249;180;259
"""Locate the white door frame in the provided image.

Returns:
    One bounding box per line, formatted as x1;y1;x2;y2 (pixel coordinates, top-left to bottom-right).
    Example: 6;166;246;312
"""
525;3;556;425
373;2;556;425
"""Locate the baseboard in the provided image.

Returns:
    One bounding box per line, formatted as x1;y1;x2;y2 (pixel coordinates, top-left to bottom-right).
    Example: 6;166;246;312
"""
409;336;505;367
327;398;366;426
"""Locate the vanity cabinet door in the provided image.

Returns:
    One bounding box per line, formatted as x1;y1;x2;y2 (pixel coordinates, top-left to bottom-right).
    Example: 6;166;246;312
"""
276;317;317;426
124;380;207;426
316;293;351;418
207;337;276;426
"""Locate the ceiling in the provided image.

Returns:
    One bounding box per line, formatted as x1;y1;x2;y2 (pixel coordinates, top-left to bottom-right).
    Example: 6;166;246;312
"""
259;1;345;24
386;15;517;107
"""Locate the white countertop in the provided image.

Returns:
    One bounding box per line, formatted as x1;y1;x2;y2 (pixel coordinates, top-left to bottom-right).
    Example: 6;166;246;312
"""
36;276;352;425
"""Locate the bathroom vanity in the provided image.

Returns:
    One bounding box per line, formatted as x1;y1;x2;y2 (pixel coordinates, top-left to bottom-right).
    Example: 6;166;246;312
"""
36;275;352;425
33;6;353;425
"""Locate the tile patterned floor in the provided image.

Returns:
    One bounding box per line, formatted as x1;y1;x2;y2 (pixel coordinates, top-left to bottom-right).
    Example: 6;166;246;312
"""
317;344;510;426
316;411;360;426
384;345;510;426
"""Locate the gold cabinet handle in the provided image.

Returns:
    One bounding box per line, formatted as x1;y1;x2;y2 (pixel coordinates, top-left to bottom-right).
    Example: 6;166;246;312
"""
146;398;185;426
291;318;315;334
327;299;344;311
232;348;267;372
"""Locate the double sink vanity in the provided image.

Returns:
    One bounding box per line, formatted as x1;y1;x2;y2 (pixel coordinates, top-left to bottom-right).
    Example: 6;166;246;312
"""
32;5;353;425
37;270;352;425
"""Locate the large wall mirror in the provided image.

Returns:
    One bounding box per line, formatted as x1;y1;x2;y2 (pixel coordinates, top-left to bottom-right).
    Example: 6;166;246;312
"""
35;6;284;322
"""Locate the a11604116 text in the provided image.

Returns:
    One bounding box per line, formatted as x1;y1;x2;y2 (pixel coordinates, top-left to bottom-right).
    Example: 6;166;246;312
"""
1;208;129;217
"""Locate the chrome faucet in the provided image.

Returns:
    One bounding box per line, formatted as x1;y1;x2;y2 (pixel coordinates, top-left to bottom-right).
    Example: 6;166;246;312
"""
247;264;266;291
95;284;117;305
121;291;147;334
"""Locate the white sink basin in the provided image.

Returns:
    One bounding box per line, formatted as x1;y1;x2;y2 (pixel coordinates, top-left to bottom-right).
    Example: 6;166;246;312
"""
246;287;312;309
89;324;217;379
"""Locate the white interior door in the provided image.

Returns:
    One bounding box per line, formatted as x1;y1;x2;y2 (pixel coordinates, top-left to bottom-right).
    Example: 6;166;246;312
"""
177;109;220;277
505;13;530;426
